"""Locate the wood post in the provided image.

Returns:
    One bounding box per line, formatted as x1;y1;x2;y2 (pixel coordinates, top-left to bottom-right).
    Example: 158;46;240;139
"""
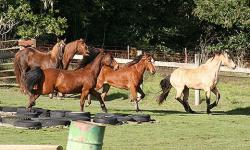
127;45;130;59
195;53;201;105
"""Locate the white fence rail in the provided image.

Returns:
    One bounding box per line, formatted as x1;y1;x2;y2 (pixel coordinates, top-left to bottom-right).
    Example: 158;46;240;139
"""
73;55;250;74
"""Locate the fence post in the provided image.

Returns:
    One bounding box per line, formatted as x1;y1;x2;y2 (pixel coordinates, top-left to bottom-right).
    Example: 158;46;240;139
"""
127;45;130;59
184;48;188;63
195;53;201;105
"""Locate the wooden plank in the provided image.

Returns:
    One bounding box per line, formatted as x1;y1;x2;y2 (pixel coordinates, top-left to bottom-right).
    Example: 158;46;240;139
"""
0;145;63;150
0;47;19;51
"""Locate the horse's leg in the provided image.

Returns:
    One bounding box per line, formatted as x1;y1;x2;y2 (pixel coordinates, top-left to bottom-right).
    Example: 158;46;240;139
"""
175;87;188;112
101;84;110;102
27;94;40;111
90;89;108;113
85;94;92;107
205;90;212;114
183;87;195;113
210;86;220;109
130;86;141;112
137;86;145;102
80;89;89;112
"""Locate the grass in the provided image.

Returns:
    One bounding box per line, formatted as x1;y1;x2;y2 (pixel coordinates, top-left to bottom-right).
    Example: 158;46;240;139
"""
0;72;250;150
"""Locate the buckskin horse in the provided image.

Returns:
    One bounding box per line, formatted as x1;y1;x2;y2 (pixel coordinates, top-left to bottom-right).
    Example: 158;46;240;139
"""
14;39;66;94
157;51;236;114
24;52;119;112
88;53;156;112
62;38;89;70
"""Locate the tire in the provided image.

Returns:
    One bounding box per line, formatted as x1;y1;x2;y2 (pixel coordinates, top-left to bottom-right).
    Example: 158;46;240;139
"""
2;116;31;125
93;116;119;125
116;115;133;122
2;106;17;112
14;120;42;129
94;113;116;119
16;112;39;118
65;112;91;118
36;118;71;127
50;110;70;118
129;114;151;122
66;116;91;121
37;109;51;118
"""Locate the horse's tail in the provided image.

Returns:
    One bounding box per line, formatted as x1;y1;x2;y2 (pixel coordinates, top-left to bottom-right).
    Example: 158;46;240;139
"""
25;67;44;94
157;75;172;105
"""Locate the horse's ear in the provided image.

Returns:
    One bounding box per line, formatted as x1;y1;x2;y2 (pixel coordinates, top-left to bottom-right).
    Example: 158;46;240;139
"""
57;38;60;42
63;38;66;42
79;38;85;43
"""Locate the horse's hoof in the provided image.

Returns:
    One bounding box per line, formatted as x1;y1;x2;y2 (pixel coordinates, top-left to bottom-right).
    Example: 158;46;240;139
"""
102;107;108;113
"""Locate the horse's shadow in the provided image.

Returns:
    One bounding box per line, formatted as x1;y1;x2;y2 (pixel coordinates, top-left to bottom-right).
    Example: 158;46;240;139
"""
109;107;250;116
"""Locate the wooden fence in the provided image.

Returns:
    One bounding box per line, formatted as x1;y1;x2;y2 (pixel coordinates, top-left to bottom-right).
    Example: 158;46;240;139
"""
0;39;249;86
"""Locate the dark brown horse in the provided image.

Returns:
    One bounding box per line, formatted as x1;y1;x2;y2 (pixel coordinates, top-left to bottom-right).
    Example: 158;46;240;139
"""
14;39;66;94
24;52;119;112
90;53;156;112
62;39;89;70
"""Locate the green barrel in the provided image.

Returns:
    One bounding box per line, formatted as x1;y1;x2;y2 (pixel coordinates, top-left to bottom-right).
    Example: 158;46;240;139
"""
66;121;106;150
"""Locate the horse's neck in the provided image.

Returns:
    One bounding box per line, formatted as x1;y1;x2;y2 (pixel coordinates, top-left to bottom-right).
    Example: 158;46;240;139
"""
50;45;60;59
84;54;103;78
133;60;146;78
65;42;77;58
203;56;222;79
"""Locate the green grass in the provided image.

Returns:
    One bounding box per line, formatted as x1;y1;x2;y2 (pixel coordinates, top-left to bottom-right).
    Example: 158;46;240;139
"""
0;73;250;150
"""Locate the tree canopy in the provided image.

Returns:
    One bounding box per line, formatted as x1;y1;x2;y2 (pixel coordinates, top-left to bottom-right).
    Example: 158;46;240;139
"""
0;0;249;56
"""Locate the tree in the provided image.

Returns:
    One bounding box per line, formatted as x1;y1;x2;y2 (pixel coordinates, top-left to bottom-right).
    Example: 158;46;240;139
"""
193;0;250;66
0;0;67;40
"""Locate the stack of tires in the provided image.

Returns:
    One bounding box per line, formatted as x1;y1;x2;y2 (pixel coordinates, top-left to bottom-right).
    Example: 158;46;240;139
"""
0;106;155;129
0;106;92;129
93;113;154;125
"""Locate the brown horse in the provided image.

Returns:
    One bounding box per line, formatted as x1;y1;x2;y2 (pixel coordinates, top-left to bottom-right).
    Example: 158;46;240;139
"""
14;39;66;94
24;52;119;112
157;51;236;114
62;39;89;70
91;53;156;112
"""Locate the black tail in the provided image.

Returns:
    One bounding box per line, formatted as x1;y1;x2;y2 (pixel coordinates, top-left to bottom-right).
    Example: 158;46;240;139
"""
157;75;172;105
25;67;44;94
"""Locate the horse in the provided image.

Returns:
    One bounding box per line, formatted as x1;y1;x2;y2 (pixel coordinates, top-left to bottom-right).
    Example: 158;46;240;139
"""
24;52;119;112
62;38;89;70
89;53;156;112
157;51;236;114
14;39;66;94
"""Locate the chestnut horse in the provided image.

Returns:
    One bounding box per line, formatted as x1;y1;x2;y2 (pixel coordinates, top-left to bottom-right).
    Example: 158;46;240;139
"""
14;39;66;94
157;51;236;114
90;54;156;112
24;52;119;112
62;39;89;70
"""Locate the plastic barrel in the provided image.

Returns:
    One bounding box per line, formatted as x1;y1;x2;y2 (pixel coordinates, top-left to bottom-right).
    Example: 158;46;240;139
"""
66;121;106;150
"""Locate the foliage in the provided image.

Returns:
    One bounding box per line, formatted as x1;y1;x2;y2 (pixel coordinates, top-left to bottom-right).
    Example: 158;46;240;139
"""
0;0;67;39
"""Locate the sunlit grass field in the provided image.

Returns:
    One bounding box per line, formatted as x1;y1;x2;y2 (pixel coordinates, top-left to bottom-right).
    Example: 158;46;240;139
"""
0;72;250;150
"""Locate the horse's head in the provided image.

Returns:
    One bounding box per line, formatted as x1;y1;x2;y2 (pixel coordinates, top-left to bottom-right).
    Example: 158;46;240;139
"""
77;38;89;56
142;53;156;74
101;53;119;70
220;50;236;69
56;38;66;60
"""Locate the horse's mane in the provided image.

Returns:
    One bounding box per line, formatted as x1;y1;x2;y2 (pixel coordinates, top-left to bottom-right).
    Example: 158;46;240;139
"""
123;55;144;67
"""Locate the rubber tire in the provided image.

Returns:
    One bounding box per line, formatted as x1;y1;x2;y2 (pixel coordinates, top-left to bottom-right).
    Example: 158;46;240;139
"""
65;112;91;118
50;110;70;118
93;116;118;125
36;117;71;127
130;114;151;122
2;106;17;112
94;113;116;119
16;112;39;118
14;120;42;129
66;116;91;121
2;116;31;125
37;109;51;117
115;115;133;122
